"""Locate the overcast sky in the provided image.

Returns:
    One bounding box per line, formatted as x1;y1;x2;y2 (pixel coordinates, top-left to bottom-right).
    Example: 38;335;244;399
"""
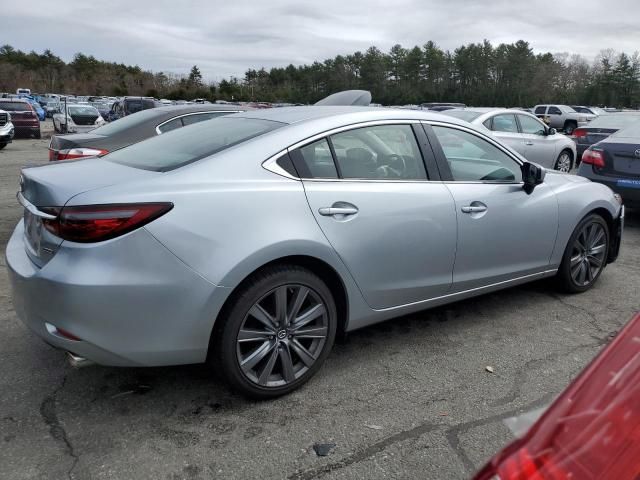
5;0;640;81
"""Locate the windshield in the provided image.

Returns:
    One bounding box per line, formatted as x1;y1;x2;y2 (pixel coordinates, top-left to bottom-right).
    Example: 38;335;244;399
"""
68;105;99;116
441;110;483;122
588;113;640;129
560;106;577;113
106;117;284;172
0;102;31;111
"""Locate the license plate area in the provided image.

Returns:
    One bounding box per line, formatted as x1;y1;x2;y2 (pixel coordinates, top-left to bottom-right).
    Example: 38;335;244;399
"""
613;157;640;175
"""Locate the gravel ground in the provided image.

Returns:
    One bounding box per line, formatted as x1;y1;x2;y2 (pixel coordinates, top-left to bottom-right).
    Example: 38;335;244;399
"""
1;124;639;480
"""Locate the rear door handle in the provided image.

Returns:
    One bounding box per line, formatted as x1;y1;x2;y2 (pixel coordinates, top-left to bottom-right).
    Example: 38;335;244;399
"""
525;141;534;146
461;205;488;214
319;206;359;216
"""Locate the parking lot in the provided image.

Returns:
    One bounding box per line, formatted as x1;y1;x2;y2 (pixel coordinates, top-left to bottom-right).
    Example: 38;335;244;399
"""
1;125;639;480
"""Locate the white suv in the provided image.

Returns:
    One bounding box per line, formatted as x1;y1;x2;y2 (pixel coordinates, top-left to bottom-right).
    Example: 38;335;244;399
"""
0;108;15;150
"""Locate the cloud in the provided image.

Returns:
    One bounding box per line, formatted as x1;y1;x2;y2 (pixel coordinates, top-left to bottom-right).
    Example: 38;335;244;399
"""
4;0;639;81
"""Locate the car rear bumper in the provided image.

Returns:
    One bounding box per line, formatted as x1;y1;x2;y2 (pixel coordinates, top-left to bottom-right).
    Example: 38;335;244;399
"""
577;165;640;208
6;220;230;367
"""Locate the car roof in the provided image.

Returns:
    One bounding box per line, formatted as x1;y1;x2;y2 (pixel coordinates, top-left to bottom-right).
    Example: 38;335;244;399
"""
0;99;29;103
232;105;473;127
152;104;248;114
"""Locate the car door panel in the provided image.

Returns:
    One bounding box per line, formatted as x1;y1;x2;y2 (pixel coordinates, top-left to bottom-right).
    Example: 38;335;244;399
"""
427;124;559;291
444;182;558;291
303;181;457;309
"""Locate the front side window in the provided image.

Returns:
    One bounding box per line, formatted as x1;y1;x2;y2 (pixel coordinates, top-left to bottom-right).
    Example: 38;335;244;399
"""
534;106;547;115
432;126;522;182
518;115;546;135
330;125;427;179
548;106;562;115
490;114;518;133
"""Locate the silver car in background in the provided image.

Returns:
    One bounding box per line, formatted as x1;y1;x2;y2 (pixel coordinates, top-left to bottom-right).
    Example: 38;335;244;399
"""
444;108;577;172
7;107;623;398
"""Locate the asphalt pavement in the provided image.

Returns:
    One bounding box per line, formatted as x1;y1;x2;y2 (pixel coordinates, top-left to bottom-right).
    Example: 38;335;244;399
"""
1;123;639;479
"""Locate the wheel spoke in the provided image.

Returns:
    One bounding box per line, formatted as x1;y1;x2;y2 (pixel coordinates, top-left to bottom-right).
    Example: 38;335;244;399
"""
279;344;296;383
238;328;273;343
275;286;288;327
290;339;316;367
585;261;593;283
287;287;309;326
257;347;279;385
249;304;277;332
570;254;582;268
590;228;605;249
577;262;587;285
291;304;326;331
294;326;328;340
241;340;275;370
588;255;602;268
589;243;606;256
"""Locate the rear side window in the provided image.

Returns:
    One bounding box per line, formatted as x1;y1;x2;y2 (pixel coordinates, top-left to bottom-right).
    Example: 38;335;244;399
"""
490;114;518;133
291;139;338;179
157;117;182;133
106;117;284;171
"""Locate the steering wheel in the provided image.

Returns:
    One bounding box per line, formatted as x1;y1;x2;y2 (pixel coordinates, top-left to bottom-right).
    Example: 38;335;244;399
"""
376;153;406;178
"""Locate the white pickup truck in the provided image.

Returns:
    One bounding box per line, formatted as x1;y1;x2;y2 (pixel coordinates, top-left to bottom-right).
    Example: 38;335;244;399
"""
532;104;596;135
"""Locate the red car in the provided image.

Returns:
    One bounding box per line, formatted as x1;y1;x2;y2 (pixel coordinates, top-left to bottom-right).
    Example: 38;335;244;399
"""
0;99;41;139
474;312;640;480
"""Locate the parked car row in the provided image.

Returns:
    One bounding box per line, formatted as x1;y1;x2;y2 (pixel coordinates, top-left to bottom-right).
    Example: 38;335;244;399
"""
0;98;41;139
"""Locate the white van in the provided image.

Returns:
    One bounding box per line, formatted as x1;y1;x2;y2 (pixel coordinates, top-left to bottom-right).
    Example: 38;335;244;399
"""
16;88;31;95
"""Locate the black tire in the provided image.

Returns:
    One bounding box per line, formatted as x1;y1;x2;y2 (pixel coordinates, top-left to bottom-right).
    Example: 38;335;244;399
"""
553;149;573;172
556;214;609;293
33;130;41;139
53;121;60;134
0;143;6;150
564;121;577;135
212;265;337;399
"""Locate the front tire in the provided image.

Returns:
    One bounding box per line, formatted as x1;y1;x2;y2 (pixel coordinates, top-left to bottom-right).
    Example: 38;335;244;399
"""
554;150;573;172
556;214;609;293
0;143;6;150
213;265;337;399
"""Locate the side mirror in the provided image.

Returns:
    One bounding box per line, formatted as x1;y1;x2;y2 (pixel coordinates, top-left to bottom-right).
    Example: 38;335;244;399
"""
522;162;546;194
546;127;557;136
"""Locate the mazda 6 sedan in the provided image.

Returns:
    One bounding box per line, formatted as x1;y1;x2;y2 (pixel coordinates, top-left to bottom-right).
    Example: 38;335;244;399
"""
7;107;624;398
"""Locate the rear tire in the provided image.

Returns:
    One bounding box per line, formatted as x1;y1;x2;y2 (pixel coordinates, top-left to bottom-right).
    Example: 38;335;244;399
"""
564;121;577;135
33;130;41;139
553;150;573;172
0;143;6;150
212;265;337;399
556;214;609;293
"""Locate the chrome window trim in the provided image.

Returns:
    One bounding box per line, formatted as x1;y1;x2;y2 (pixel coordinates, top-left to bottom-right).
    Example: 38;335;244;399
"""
155;110;242;135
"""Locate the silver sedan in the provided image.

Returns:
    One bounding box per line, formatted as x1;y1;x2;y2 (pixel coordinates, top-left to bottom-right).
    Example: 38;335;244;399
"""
444;108;577;172
7;107;623;398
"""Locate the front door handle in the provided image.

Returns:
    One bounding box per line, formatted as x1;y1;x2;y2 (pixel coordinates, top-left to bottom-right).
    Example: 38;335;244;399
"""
461;205;488;214
319;206;359;216
525;141;534;146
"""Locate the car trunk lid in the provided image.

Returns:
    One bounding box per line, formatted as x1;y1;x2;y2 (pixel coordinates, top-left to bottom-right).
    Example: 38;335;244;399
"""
49;132;107;152
19;158;155;267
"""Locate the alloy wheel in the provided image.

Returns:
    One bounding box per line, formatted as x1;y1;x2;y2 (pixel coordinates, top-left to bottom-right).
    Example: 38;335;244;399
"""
236;284;329;388
555;152;572;172
569;222;607;287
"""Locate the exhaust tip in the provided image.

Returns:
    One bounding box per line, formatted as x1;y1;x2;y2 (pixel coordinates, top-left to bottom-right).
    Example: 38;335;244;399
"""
66;352;94;368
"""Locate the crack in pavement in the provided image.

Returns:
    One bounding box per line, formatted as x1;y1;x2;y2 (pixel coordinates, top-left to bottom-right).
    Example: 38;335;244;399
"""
287;422;441;480
547;292;619;342
445;394;556;474
40;373;79;479
490;341;600;408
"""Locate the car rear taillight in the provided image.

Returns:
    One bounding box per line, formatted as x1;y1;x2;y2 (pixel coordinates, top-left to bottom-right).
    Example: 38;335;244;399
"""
572;128;587;139
49;147;109;161
581;148;605;168
42;203;173;243
473;313;640;480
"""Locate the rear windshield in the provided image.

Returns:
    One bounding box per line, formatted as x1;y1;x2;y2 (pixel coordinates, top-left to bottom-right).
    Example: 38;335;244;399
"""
589;113;640;129
69;105;99;116
106;116;284;171
91;108;162;135
0;102;31;111
612;122;640;138
441;110;483;122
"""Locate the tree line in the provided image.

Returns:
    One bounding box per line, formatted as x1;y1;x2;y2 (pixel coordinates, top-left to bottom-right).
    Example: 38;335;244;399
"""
1;41;638;107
